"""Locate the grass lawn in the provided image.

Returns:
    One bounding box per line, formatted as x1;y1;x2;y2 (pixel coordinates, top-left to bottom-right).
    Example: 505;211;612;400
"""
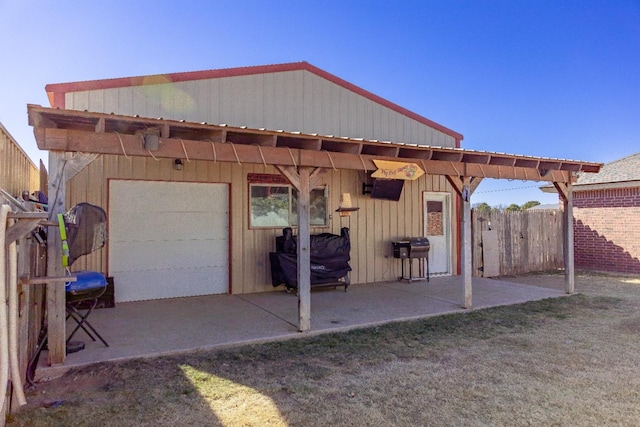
8;273;640;426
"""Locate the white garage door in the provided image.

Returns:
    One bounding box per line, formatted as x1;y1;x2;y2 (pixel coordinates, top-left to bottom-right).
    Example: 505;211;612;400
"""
109;180;229;302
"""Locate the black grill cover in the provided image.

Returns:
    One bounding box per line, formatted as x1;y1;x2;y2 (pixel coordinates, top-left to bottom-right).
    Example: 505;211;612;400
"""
270;227;351;288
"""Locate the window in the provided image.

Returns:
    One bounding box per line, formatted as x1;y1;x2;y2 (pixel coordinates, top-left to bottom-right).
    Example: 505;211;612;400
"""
426;200;444;236
250;184;328;228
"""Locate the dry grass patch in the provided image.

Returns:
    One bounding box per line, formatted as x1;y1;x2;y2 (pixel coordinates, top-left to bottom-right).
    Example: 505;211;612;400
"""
9;274;640;426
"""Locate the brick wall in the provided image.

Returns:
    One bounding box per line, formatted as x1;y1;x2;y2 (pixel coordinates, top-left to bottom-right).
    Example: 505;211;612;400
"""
573;186;640;274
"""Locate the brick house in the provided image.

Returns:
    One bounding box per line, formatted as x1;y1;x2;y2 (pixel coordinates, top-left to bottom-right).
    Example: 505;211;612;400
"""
546;152;640;274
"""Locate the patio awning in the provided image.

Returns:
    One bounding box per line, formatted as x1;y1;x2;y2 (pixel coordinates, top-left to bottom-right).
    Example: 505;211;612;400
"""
28;104;601;182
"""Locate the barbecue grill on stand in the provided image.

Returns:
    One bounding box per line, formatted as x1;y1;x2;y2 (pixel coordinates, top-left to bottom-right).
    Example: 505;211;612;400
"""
392;237;430;282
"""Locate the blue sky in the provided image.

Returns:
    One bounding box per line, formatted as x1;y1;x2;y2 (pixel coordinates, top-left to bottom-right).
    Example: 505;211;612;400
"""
1;0;638;206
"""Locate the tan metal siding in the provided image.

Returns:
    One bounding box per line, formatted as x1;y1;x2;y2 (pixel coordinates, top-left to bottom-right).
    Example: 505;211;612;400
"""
67;156;457;294
65;69;455;147
69;91;88;111
145;85;163;119
116;87;133;116
132;86;148;118
93;90;105;111
266;70;305;131
303;71;341;136
189;79;210;123
220;74;265;128
0;123;39;197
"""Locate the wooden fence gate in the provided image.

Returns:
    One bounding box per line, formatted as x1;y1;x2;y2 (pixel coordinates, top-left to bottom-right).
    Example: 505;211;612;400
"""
472;209;564;277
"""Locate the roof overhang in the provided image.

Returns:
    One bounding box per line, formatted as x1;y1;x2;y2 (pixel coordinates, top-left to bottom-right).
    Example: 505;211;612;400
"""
541;180;640;193
28;105;602;183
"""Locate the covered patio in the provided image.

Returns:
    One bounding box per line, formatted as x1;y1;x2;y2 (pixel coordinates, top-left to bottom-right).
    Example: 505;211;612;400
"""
36;275;565;379
26;104;602;367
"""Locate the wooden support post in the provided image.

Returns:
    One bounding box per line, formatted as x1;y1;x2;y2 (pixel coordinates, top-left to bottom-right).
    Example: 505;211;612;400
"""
461;176;473;309
16;234;30;407
276;165;326;332
555;182;575;294
565;190;575;294
46;151;66;365
296;167;312;332
447;175;480;309
39;160;48;199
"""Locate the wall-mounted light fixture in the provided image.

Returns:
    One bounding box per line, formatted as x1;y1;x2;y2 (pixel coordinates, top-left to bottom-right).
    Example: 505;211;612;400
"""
335;192;359;217
174;159;184;171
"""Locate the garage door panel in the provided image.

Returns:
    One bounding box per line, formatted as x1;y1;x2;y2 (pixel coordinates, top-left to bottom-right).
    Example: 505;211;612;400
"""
111;181;227;213
110;240;227;271
110;213;228;241
110;242;226;272
113;266;228;302
111;201;228;214
109;180;229;302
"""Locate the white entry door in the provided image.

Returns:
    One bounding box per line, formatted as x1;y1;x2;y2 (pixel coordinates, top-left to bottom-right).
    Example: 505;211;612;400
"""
423;192;452;275
109;180;229;302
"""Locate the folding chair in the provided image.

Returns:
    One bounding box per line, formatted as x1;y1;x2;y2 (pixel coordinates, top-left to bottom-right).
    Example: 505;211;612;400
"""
59;203;109;349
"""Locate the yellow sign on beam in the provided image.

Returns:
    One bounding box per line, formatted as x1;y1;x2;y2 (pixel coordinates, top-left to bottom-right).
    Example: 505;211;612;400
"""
371;160;425;181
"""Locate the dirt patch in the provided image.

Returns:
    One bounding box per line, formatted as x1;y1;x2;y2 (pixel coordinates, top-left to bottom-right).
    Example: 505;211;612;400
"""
617;315;640;334
17;364;118;412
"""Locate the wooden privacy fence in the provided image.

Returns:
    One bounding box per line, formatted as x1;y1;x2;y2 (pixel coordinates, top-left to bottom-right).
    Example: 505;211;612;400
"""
472;209;564;277
1;197;47;418
0;122;40;196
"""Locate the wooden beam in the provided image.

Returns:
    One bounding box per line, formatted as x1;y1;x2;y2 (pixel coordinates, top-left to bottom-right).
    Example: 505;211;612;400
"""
445;176;482;198
276;166;325;191
461;176;473;309
556;182;575;294
46;151;66;365
39;159;48;198
28;105;602;177
556;179;576;292
31;127;580;182
309;167;327;188
273;165;322;332
20;276;76;285
17;233;31;403
554;182;569;202
275;166;300;190
445;175;464;197
95;117;105;133
5;218;45;244
297;167;313;332
161;123;170;138
469;177;483;195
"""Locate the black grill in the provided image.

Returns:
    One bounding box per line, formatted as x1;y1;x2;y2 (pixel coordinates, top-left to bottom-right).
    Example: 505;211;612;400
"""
392;238;430;282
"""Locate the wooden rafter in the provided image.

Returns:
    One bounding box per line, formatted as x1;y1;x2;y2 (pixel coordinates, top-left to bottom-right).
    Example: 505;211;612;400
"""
28;105;602;182
445;176;483;197
553;182;571;202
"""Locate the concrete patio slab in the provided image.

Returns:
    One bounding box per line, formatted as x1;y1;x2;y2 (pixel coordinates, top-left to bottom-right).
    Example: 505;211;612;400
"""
36;276;565;380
